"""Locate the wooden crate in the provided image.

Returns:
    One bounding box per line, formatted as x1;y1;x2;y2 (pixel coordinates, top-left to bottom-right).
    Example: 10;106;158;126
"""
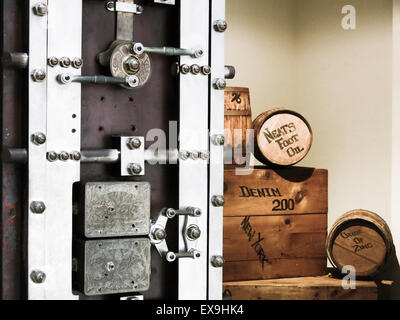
223;276;378;300
223;167;328;282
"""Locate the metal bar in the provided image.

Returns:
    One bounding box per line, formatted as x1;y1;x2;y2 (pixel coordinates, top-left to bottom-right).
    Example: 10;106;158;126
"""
28;0;49;300
179;0;210;300
117;0;134;41
208;0;225;301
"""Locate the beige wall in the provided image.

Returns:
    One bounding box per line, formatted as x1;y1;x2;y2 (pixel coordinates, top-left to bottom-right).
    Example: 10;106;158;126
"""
226;0;393;228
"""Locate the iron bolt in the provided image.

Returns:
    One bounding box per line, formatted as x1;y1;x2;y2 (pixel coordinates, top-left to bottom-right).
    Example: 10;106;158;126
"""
214;20;228;32
153;228;167;241
180;64;190;75
33;3;48;16
127;138;142;150
59;57;71;68
132;43;144;55
190;64;201;75
199;151;210;161
179;150;191;161
31;270;46;283
72;58;83;69
58;151;70;162
201;65;211;75
31;69;46;82
128;163;142;175
194;49;204;58
213;78;226;90
136;5;144;13
190;151;200;160
31;132;46;145
124;57;140;74
212;134;225;146
186;225;201;241
212;195;225;207
71;151;82;161
211;255;225;268
48;57;59;67
47;151;58;162
30;201;46;214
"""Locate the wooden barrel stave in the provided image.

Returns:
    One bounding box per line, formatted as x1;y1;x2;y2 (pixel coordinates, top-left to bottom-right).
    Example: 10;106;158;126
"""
224;87;252;166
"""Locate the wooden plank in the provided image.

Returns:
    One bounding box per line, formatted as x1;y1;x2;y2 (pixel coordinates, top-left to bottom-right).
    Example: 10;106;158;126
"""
223;276;378;300
223;258;327;282
224;167;328;217
224;214;327;261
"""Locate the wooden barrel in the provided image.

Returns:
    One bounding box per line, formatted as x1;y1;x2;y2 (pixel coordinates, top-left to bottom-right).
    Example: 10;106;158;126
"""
326;209;394;278
224;87;252;166
253;108;313;166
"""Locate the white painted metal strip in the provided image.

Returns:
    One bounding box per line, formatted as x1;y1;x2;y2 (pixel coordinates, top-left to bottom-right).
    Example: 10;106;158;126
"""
208;0;225;301
28;0;49;300
179;0;210;300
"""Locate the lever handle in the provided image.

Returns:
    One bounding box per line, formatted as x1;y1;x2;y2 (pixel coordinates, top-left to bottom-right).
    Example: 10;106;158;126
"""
132;42;204;58
57;74;139;88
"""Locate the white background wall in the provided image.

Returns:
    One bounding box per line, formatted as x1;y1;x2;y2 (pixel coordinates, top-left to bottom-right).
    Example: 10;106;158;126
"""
226;0;394;236
226;1;400;296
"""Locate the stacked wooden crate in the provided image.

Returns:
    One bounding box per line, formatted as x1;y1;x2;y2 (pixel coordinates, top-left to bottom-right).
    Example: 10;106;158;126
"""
222;88;379;300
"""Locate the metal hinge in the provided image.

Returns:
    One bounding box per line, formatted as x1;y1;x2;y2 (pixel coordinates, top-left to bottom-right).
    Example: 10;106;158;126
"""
106;1;143;14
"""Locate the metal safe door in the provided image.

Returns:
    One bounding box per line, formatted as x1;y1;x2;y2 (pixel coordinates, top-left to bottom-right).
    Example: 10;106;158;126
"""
1;0;225;300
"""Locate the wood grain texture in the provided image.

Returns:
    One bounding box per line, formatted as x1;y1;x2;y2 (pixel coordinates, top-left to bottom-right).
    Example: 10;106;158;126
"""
326;209;394;278
223;258;327;282
223;276;378;300
224;87;252;166
223;214;327;282
224;167;328;217
253;108;313;166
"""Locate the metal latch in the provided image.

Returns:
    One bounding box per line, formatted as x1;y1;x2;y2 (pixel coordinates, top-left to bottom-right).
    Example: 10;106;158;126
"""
106;1;144;14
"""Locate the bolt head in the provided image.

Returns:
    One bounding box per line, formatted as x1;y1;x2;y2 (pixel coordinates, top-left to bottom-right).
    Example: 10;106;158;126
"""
33;3;48;16
31;69;46;82
153;228;167;241
199;151;210;161
72;58;83;69
128;163;142;175
211;256;225;268
31;132;46;145
190;64;201;75
179;150;191;161
127;138;142;150
187;225;201;241
126;75;139;88
180;64;190;75
31;270;46;283
58;151;70;162
166;252;176;262
214;20;227;32
59;57;71;68
212;195;225;207
194;49;204;58
132;43;144;55
165;208;176;219
124;57;140;74
48;57;59;67
71;151;82;161
136;5;144;13
47;151;58;162
30;201;46;214
213;78;226;90
201;65;211;75
106;261;115;272
190;151;200;160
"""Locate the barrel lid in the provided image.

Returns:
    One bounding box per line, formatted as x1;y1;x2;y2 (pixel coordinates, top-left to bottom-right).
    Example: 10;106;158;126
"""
255;109;313;166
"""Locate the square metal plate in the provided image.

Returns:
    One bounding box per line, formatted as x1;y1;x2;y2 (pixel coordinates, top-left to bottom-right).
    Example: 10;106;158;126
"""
84;182;151;238
80;238;151;296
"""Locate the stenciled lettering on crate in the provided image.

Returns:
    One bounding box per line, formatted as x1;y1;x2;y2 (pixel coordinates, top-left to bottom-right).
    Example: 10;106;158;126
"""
223;167;328;282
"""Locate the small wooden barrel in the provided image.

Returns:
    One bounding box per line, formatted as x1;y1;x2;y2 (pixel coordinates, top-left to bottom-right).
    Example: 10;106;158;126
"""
253;108;313;166
326;209;394;278
224;87;252;166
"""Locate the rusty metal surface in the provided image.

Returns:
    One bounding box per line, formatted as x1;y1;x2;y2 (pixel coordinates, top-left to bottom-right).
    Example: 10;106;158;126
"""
81;0;180;300
1;0;28;300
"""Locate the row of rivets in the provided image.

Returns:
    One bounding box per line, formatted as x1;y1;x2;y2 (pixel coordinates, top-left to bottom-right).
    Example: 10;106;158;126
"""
179;150;210;161
180;64;211;76
47;151;82;162
48;57;83;69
